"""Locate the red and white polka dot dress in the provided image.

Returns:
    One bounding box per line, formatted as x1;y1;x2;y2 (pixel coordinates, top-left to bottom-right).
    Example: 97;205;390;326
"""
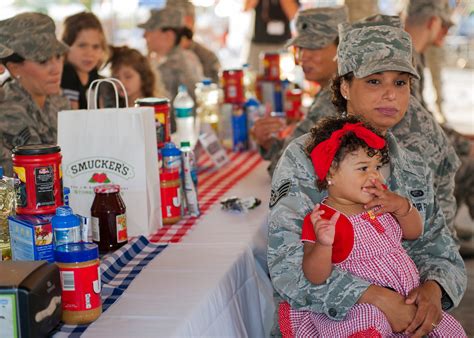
279;204;466;337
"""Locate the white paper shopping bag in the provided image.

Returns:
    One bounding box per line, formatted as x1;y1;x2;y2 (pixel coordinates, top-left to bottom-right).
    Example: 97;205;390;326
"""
58;78;162;237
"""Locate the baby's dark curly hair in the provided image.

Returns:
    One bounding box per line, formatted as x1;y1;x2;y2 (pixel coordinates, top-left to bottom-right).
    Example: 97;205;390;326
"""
305;115;390;191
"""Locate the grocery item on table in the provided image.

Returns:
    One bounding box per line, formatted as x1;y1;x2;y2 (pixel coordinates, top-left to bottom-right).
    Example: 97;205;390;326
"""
174;85;197;148
91;184;127;254
195;78;220;132
12;144;63;215
135;97;171;149
160;170;182;225
52;206;81;247
181;142;200;217
55;242;102;324
0;166;15;261
8;214;55;262
222;68;245;104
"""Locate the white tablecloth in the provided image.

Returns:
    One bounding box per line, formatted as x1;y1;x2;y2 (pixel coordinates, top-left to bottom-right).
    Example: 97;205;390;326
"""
83;159;275;337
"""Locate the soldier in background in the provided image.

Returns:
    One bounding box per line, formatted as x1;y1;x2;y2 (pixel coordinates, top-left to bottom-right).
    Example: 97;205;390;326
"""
0;13;70;175
166;0;221;84
403;0;474;249
251;6;349;174
139;7;202;132
344;0;378;22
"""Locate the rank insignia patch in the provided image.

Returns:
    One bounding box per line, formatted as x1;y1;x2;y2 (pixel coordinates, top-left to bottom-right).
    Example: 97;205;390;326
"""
269;180;291;208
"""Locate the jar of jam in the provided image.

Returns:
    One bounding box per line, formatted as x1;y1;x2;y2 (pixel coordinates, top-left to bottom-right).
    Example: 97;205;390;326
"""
54;242;102;324
91;184;127;253
160;170;181;224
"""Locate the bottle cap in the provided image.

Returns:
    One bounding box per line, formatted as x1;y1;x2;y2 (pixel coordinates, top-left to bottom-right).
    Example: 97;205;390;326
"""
161;142;181;156
54;243;99;263
52;206;80;228
178;84;187;92
245;98;260;107
202;78;212;85
180;141;191;148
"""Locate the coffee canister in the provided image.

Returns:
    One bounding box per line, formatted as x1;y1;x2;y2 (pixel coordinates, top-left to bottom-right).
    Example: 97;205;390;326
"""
135;97;171;149
12;144;63;215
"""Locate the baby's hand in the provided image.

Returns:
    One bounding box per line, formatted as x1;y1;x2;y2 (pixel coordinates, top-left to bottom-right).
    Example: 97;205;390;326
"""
310;203;339;246
363;179;410;215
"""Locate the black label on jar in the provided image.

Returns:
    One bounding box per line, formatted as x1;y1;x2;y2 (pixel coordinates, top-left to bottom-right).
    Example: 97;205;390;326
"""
34;166;55;206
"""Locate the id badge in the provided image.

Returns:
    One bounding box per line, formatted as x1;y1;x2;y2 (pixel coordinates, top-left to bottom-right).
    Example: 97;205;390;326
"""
267;20;285;35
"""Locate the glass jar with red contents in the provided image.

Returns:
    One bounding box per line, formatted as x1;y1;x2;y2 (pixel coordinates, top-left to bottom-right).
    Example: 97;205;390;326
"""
90;184;127;254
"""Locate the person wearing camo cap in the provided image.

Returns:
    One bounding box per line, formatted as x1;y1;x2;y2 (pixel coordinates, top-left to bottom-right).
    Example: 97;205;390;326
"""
139;7;202;132
166;0;221;84
251;6;348;174
0;12;70;176
268;18;466;337
404;0;474;251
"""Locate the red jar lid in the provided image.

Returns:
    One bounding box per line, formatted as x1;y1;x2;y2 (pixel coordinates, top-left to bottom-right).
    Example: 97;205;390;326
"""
94;184;120;194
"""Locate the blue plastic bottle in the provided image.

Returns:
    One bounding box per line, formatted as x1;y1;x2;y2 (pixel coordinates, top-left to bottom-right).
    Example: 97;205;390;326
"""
161;142;182;173
52;206;81;247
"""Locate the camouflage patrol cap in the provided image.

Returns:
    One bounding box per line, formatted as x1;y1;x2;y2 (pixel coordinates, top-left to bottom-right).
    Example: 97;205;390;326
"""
286;6;348;49
406;0;453;26
138;7;184;31
337;21;420;79
0;12;68;62
166;0;195;18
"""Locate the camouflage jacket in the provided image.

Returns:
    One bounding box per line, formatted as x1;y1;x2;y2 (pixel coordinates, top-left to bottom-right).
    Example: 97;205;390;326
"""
0;79;70;175
189;40;221;84
263;86;337;174
268;132;466;326
392;96;460;232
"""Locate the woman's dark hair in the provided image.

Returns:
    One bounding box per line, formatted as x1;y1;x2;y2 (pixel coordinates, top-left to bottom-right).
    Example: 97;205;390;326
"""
161;27;184;46
107;45;156;98
330;72;354;114
0;53;25;66
305;115;390;191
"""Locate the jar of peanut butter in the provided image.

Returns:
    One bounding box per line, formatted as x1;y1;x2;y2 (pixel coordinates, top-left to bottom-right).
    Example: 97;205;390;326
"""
54;243;102;324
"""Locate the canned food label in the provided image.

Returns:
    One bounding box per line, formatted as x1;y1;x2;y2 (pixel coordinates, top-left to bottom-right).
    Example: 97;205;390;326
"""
91;217;100;242
116;214;127;243
60;265;101;311
34;166;55;207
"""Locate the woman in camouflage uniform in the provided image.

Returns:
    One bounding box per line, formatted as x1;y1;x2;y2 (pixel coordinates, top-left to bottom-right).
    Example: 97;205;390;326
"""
0;13;70;176
267;19;466;337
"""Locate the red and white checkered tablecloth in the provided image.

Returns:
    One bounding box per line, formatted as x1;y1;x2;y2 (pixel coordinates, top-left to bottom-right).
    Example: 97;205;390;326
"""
149;151;263;243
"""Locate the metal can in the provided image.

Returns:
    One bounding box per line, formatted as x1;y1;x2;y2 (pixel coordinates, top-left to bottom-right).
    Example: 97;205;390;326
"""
12;144;63;215
90;184;127;254
285;87;303;123
159;170;181;225
262;52;280;81
222;69;245;104
135;97;171;149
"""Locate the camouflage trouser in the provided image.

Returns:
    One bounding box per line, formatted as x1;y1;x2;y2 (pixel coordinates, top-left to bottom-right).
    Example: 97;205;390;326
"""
454;155;474;220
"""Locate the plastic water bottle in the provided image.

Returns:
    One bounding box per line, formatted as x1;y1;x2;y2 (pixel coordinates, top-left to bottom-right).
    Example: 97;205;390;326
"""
173;85;196;148
52;206;81;247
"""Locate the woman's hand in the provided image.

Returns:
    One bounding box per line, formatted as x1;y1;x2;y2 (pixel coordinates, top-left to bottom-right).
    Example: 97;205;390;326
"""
310;203;339;246
404;281;443;337
359;285;417;333
363;178;410;216
250;116;285;150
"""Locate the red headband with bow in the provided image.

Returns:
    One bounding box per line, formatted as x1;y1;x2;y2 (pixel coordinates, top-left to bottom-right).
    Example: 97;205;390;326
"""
311;122;386;181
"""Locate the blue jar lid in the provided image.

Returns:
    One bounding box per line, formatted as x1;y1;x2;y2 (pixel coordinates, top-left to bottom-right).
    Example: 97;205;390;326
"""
202;78;212;85
52;206;80;228
161;142;181;156
245;98;260;107
54;243;99;263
